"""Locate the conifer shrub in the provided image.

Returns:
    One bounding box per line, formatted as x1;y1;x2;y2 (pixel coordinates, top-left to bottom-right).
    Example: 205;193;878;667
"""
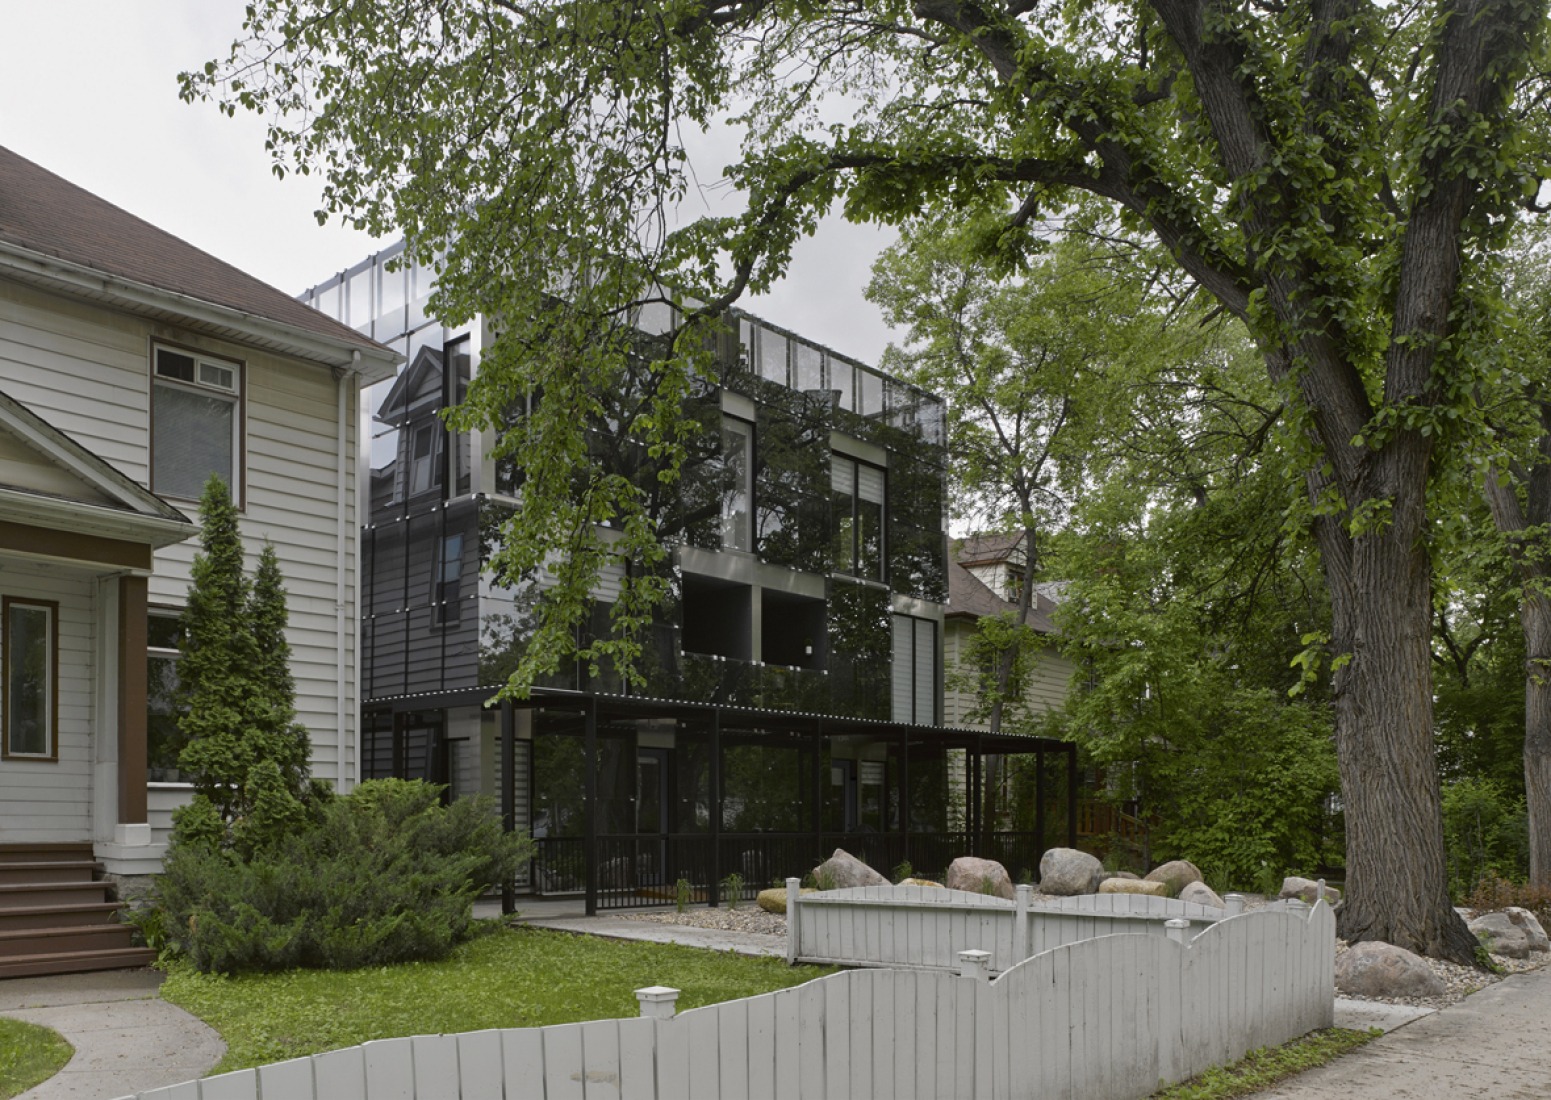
154;780;531;974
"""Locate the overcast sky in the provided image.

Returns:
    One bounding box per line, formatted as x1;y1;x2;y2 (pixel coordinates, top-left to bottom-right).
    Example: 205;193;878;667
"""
0;0;899;364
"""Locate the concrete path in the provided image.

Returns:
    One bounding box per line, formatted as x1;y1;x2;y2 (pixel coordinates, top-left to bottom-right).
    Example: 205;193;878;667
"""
521;914;787;957
0;969;224;1100
1257;966;1551;1099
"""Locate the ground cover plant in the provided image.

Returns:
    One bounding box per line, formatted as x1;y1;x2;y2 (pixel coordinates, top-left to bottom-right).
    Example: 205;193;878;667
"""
161;925;835;1073
1150;1028;1379;1100
0;1018;73;1099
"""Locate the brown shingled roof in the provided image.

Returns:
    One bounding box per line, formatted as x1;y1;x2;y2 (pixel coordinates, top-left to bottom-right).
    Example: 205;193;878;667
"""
947;559;1059;635
0;145;382;354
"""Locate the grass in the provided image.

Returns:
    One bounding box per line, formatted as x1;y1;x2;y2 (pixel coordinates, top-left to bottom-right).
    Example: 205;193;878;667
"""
0;1017;74;1100
1151;1028;1380;1099
162;924;835;1074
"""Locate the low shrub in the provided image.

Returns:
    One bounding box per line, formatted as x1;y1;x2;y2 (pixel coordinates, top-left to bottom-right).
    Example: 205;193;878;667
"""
1441;778;1528;900
150;779;531;974
1463;872;1551;930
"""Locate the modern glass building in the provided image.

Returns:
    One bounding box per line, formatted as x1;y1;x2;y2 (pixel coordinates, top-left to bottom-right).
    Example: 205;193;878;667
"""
302;243;1077;911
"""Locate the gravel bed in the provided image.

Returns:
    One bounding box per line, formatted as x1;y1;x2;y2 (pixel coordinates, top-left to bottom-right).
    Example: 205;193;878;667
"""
618;902;1549;1011
618;906;788;937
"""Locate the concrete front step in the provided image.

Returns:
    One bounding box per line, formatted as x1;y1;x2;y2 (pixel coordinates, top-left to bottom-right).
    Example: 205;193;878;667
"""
0;945;157;980
0;859;103;886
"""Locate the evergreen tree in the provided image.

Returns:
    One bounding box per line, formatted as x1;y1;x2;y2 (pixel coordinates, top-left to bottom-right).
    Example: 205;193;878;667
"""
173;477;311;851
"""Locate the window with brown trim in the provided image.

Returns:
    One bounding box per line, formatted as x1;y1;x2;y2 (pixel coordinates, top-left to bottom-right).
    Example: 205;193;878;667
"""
1;597;58;761
151;344;243;502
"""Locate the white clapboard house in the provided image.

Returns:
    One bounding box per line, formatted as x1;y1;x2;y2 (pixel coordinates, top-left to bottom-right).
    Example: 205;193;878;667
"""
0;146;396;976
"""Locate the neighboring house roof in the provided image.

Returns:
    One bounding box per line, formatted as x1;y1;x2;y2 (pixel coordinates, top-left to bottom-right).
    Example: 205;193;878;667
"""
946;558;1060;635
955;530;1026;567
0;145;397;380
0;387;195;547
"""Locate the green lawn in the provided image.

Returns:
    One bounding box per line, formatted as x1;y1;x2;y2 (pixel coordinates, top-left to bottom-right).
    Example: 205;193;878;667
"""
0;1017;74;1100
162;924;834;1074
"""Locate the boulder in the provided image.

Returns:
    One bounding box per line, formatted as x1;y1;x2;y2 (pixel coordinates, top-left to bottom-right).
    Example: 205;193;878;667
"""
1335;941;1445;999
1179;881;1227;909
1038;848;1104;896
945;857;1015;900
898;878;944;889
1469;908;1551;959
1108;871;1141;880
1099;877;1168;897
1143;860;1203;897
812;848;888;890
756;887;815;915
1279;876;1340;904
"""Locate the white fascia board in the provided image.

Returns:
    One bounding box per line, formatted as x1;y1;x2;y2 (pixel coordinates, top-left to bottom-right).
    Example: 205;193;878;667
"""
0;488;196;548
0;242;400;383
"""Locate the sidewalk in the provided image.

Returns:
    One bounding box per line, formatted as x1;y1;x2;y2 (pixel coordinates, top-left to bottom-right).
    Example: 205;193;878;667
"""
0;969;223;1100
1257;965;1551;1099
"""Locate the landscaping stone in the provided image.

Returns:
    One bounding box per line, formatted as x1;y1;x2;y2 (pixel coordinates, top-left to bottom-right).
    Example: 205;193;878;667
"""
1038;848;1104;896
812;848;887;890
1280;876;1341;904
945;856;1015;900
1108;871;1141;880
1143;860;1203;897
756;887;815;915
897;878;943;889
1335;941;1447;999
1099;877;1168;897
1179;881;1227;908
1469;908;1551;959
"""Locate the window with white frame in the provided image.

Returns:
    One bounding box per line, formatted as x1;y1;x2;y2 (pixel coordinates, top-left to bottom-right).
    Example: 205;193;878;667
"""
2;597;58;761
152;345;241;502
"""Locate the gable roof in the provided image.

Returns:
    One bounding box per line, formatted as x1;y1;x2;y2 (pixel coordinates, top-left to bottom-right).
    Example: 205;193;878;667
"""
946;560;1060;634
0;146;397;380
0;387;194;547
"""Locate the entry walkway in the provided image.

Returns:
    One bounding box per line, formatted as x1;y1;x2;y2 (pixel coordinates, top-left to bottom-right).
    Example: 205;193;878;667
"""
0;969;223;1100
1258;965;1551;1098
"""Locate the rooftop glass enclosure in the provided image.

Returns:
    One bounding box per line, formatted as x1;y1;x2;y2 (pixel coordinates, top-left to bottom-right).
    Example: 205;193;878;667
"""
302;247;1083;914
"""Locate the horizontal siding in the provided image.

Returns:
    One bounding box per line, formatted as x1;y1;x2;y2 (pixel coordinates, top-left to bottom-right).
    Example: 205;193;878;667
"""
0;276;358;793
943;621;1073;731
0;564;95;842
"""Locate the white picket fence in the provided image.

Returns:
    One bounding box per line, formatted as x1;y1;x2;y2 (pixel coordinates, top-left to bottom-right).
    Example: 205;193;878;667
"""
116;900;1335;1100
788;881;1243;973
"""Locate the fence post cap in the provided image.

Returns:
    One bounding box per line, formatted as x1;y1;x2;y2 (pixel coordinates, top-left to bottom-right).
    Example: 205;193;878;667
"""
958;948;993;981
785;877;802;888
636;985;681;999
958;949;992;962
636;985;681;1019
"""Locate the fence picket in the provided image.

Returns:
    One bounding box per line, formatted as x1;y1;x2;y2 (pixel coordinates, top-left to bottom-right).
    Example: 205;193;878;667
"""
797;980;826;1100
870;970;897;1100
255;1056;314;1099
411;1035;459;1099
361;1039;414;1100
716;996;750;1100
744;991;777;1100
542;1024;585;1100
773;981;801;1100
685;1005;720;1100
455;1030;504;1100
501;1028;545;1100
579;1020;621;1100
615;1017;655;1100
824;968;853;1100
193;1072;257;1100
313;1045;368;1100
655;1016;690;1100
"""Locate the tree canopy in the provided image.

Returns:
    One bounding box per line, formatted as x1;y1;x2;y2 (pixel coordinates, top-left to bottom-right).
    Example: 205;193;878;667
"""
186;0;1551;960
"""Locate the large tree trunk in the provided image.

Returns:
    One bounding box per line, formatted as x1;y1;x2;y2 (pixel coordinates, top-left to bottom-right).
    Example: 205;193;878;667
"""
1523;592;1551;887
1482;404;1551;887
1324;515;1478;960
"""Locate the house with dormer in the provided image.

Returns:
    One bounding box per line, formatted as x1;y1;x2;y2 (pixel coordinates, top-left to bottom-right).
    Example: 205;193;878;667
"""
0;146;397;976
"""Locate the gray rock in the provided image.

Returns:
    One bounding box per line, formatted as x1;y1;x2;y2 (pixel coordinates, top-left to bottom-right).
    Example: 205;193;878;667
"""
756;886;815;914
1038;847;1104;896
1279;876;1340;904
945;856;1015;900
1107;871;1141;880
1335;941;1446;999
1469;907;1551;959
1099;877;1168;897
1179;881;1226;909
812;848;888;890
1143;860;1203;897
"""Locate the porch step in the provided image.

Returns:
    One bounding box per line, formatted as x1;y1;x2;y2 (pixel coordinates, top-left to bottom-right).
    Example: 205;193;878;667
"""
0;946;156;981
0;844;150;980
0;922;141;958
0;881;115;907
0;901;126;932
0;859;102;886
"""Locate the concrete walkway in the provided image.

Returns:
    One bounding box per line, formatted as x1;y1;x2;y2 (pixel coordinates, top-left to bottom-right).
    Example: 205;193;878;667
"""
1257;966;1551;1099
0;969;223;1100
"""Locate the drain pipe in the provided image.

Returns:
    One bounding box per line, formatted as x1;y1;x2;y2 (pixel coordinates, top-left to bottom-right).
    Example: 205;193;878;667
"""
335;359;352;791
